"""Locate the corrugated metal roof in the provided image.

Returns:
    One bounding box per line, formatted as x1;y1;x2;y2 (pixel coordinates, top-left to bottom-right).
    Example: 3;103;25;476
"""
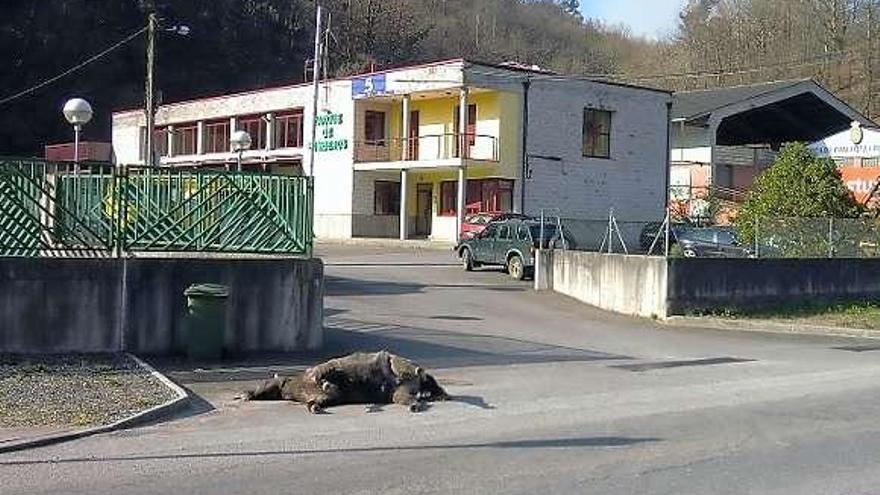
671;79;809;121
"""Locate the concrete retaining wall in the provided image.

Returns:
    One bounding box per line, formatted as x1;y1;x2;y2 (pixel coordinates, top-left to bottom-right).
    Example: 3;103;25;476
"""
0;257;323;354
538;251;880;318
538;250;667;319
667;258;880;314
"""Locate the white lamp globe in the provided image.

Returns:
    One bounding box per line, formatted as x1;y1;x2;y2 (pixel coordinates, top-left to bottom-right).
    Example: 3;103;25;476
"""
230;130;252;152
62;98;93;126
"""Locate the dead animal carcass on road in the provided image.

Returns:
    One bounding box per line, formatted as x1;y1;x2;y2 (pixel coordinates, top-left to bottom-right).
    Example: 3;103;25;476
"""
244;351;450;413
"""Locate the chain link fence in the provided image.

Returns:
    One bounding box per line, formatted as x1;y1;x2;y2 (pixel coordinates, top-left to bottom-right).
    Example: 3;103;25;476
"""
549;212;880;259
750;217;880;259
552;217;666;255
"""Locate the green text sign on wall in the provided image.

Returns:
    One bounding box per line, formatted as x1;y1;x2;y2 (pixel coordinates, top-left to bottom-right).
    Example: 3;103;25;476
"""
314;112;348;152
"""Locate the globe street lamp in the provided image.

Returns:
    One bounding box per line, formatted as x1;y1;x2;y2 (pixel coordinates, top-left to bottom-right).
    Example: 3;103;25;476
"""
62;98;93;168
230;130;252;172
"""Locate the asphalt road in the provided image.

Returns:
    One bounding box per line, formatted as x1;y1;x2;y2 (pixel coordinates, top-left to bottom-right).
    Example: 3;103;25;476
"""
5;245;880;494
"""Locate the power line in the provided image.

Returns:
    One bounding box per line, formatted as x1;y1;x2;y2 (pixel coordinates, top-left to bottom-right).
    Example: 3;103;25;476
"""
0;26;148;108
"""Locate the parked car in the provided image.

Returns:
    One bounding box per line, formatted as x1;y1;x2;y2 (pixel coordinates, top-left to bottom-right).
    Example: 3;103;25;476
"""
460;212;534;240
455;218;569;280
638;221;691;253
676;227;751;258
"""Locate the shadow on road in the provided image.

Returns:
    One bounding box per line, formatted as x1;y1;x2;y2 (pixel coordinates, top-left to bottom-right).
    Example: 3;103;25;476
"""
451;395;495;410
322;316;632;370
154;314;631;384
0;436;660;466
324;275;527;297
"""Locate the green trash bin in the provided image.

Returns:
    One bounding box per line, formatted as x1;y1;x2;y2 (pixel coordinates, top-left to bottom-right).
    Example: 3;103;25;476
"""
184;283;229;361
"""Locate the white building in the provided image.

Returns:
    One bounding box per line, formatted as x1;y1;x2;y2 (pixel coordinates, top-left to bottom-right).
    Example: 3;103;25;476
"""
112;59;672;242
810;122;880;205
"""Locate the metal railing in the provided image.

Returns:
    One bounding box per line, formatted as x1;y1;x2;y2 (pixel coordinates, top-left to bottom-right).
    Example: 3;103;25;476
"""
354;133;499;163
0;158;313;257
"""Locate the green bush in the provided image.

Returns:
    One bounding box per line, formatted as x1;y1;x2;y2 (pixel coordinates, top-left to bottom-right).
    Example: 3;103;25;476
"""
736;143;863;256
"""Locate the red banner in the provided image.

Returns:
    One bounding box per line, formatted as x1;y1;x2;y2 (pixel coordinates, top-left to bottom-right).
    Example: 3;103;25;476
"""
840;167;880;204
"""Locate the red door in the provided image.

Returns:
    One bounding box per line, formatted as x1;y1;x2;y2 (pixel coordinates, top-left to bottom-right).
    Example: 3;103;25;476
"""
408;110;419;161
453;104;477;158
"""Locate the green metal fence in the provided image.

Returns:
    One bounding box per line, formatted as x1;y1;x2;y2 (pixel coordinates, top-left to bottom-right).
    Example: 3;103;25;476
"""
0;159;313;257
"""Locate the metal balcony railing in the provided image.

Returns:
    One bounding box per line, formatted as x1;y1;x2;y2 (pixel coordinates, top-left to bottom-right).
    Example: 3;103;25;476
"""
354;133;499;163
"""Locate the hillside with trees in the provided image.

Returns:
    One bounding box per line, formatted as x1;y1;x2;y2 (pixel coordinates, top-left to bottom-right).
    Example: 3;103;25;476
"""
1;0;878;155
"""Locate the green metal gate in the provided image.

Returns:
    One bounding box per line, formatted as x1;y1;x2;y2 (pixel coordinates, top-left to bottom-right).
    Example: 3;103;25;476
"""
0;159;313;257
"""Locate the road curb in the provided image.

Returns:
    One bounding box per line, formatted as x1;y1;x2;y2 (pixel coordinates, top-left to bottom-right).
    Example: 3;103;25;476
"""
665;316;880;339
0;354;190;455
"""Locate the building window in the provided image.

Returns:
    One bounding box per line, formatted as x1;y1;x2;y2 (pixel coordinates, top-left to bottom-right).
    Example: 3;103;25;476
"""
364;111;386;145
237;116;265;150
583;108;611;159
440;181;457;216
441;178;514;216
374;181;401;215
466;178;514;215
274;110;304;148
173;124;198;156
204;120;229;154
139;126;168;160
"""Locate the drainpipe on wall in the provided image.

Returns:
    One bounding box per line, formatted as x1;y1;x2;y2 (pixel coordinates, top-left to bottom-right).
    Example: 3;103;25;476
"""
520;78;531;214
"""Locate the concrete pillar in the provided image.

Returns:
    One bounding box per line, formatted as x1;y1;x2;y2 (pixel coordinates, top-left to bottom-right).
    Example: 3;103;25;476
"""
265;113;275;150
196;121;205;155
402;95;411;161
459;86;469;159
399;169;408;240
456;165;466;238
229;117;237;152
707;119;718;195
166;125;175;158
534;250;554;291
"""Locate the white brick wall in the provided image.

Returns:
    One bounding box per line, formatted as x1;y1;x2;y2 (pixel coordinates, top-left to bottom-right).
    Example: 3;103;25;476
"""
524;79;671;222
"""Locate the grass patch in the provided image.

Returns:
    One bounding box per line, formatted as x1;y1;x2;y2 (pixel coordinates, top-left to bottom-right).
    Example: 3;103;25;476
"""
692;300;880;330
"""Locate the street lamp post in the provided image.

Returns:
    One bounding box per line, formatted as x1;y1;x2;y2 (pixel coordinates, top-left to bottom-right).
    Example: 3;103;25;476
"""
230;130;252;172
62;98;93;171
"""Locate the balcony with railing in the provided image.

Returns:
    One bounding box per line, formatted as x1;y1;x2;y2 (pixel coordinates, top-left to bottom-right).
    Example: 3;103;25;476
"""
354;133;499;167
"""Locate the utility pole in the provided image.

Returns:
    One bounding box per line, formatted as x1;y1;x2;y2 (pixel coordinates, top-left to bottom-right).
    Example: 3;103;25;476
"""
867;1;875;118
308;5;323;177
145;12;157;168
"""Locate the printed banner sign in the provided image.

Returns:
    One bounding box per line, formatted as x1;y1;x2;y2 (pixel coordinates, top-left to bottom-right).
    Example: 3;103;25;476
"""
840;167;880;203
352;74;387;99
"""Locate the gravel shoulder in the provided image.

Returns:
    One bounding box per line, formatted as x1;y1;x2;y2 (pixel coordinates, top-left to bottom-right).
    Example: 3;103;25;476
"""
0;354;178;428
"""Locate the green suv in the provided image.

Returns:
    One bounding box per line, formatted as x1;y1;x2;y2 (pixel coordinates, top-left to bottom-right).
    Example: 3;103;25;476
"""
455;218;565;280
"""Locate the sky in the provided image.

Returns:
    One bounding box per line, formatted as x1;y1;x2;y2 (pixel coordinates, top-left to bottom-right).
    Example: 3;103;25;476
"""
580;0;688;39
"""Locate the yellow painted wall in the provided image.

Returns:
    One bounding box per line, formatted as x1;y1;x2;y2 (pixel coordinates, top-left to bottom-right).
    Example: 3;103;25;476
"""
357;90;521;176
357;89;524;240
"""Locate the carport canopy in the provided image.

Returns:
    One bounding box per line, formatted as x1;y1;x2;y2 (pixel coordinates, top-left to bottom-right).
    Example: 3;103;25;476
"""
672;79;875;146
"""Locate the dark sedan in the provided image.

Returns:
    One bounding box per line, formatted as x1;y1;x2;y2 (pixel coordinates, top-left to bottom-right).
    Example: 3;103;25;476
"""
677;227;751;258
